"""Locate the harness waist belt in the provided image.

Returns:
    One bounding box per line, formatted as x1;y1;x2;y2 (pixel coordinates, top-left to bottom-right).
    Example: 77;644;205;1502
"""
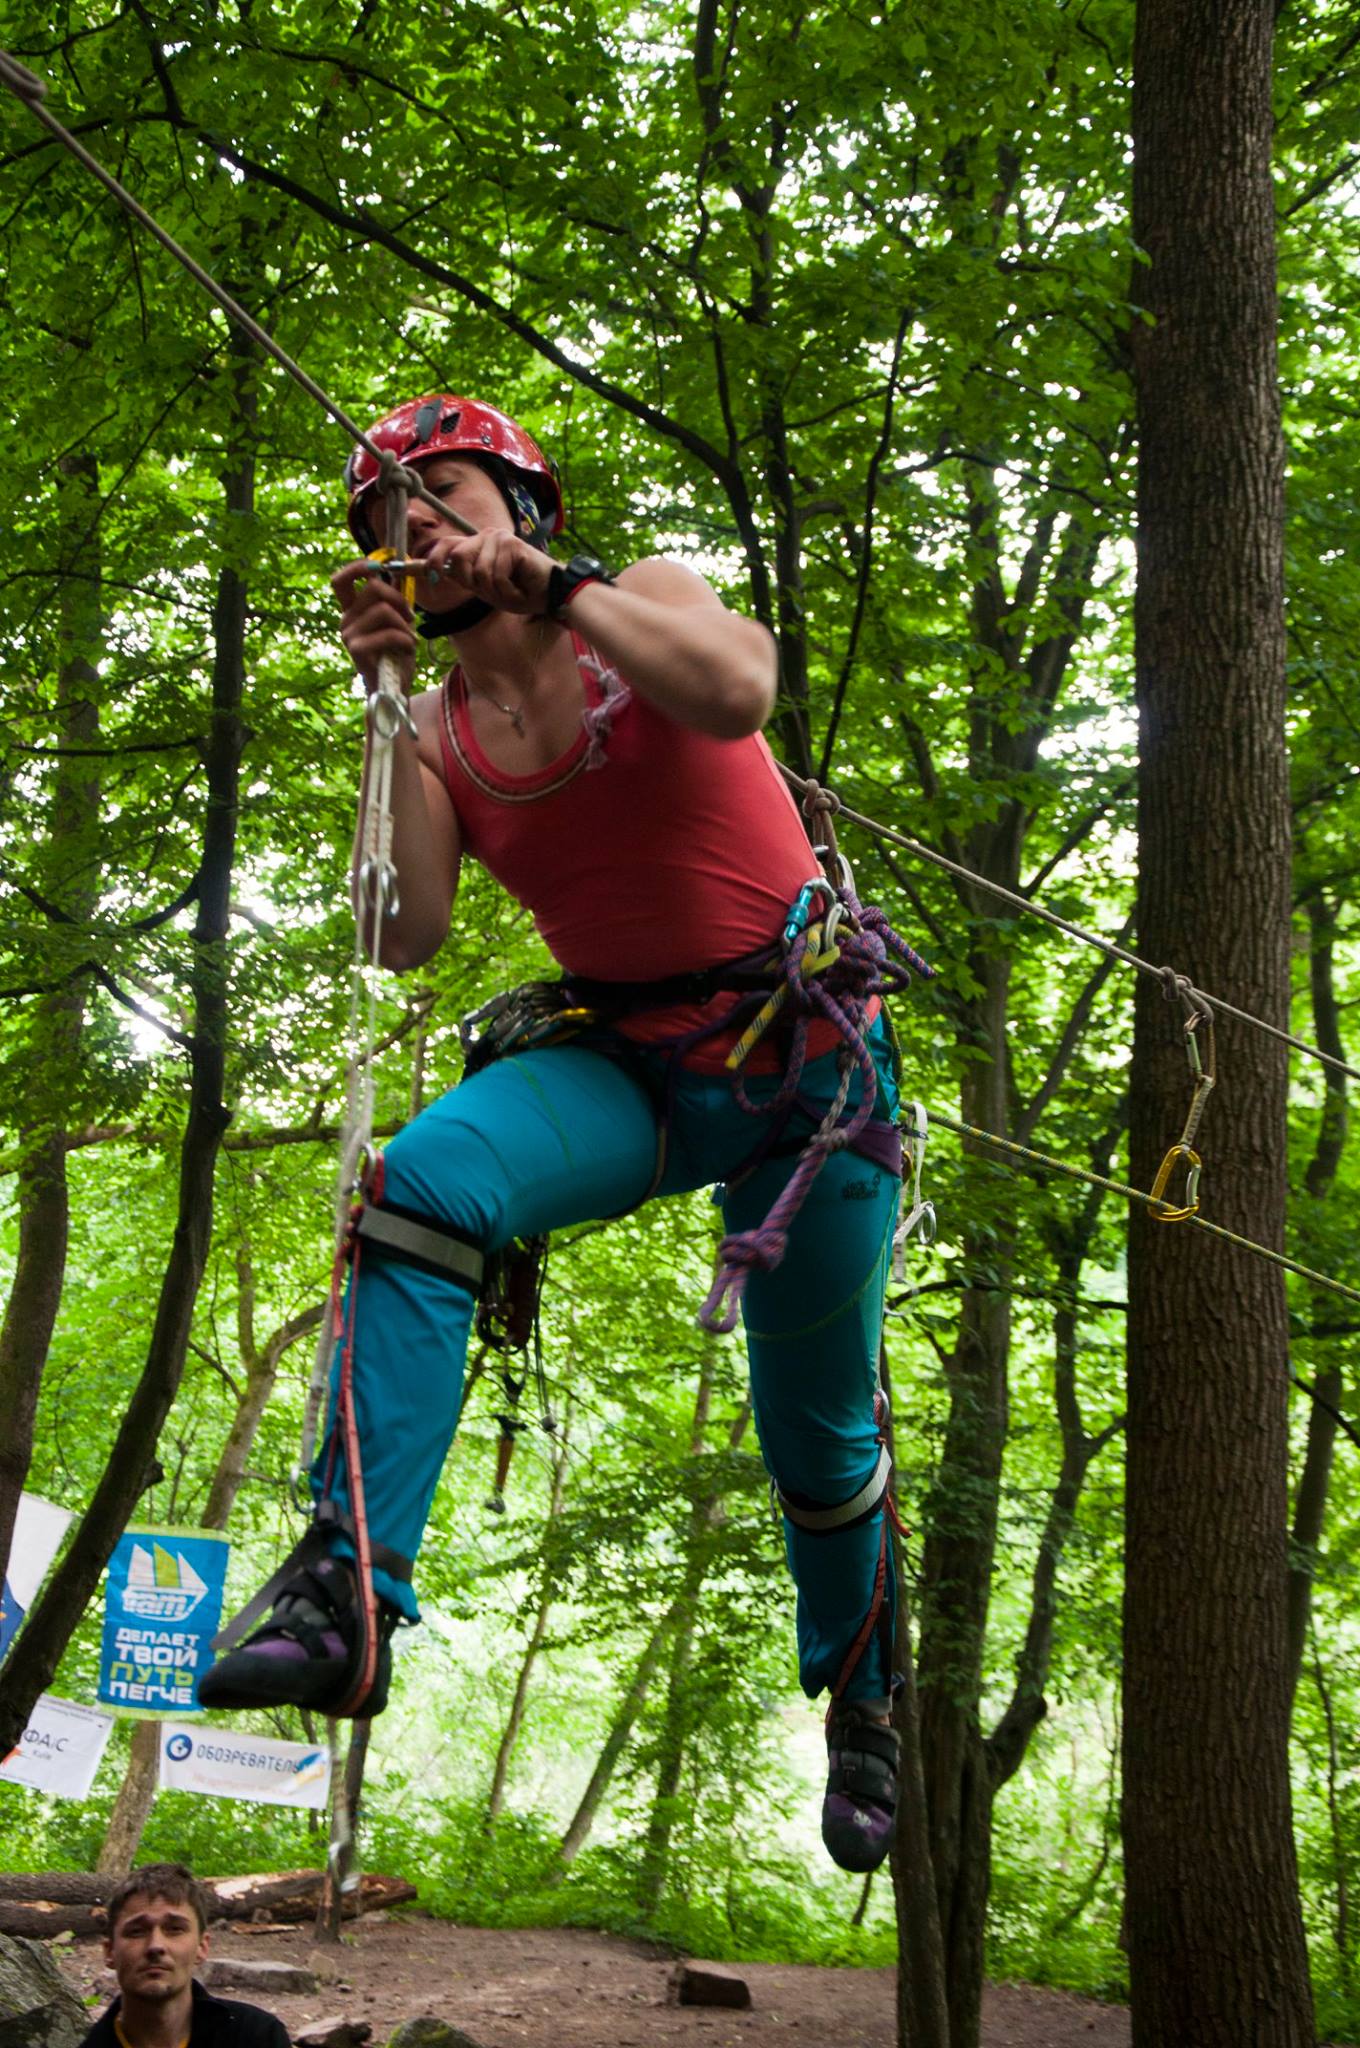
777;1445;893;1535
355;1203;486;1290
563;948;779;1013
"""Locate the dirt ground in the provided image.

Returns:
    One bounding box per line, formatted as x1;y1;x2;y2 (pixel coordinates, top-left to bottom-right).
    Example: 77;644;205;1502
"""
62;1912;1135;2048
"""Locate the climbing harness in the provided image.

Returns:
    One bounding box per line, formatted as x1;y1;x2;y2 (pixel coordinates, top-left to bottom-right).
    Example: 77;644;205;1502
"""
698;783;935;1335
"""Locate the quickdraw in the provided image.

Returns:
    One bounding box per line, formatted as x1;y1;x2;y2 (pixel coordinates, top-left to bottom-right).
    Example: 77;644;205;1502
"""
1151;974;1216;1224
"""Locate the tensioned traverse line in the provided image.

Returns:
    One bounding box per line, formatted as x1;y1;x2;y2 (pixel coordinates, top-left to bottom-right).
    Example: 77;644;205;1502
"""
778;764;1360;1089
0;47;477;541
4;44;1354;1098
924;1109;1360;1309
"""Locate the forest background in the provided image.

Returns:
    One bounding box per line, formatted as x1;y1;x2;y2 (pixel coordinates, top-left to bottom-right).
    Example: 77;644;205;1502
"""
0;0;1358;2038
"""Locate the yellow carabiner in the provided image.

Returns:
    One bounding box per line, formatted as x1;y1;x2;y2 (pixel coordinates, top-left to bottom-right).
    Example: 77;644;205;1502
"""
1149;1142;1202;1223
367;545;416;606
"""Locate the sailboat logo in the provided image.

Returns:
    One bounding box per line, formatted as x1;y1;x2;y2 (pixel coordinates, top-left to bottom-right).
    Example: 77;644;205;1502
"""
122;1542;210;1623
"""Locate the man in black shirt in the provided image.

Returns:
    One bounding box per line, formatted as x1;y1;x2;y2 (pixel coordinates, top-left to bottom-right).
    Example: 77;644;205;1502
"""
82;1863;290;2048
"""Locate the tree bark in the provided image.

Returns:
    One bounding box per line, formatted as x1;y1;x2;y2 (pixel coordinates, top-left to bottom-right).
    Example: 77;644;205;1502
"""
552;1387;750;1878
1285;893;1349;1697
1124;1;1313;2038
0;453;101;1600
636;1349;736;1917
0;329;254;1757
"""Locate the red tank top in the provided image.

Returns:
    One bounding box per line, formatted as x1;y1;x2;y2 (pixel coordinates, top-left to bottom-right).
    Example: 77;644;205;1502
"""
435;637;830;1069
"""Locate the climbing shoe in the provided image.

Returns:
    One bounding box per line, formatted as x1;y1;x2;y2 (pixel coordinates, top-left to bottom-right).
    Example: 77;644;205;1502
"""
198;1554;395;1719
821;1695;899;1872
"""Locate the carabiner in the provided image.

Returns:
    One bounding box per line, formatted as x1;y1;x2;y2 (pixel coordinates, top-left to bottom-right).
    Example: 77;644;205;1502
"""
368;687;417;742
782;876;837;949
358;857;400;918
1149;1142;1202;1223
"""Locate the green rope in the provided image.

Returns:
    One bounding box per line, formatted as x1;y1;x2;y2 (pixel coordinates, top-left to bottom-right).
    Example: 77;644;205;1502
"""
926;1110;1360;1310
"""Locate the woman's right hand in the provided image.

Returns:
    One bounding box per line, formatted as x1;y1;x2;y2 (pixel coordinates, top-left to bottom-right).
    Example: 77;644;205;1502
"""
332;558;419;693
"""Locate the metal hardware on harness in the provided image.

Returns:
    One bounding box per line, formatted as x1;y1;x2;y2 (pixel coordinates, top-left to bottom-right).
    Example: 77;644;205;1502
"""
892;1099;936;1283
460;981;598;1075
477;1236;549;1354
776;1444;893;1535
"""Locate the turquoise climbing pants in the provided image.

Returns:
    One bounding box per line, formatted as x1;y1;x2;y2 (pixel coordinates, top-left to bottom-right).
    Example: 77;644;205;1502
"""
319;1022;900;1700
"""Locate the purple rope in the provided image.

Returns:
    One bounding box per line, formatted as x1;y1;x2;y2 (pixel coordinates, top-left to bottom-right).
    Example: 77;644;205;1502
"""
699;887;934;1333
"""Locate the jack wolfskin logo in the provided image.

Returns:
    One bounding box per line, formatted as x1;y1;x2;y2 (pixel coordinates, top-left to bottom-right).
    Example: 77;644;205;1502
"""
840;1176;880;1201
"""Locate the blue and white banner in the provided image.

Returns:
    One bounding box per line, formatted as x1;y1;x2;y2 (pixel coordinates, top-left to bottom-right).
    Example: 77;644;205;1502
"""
0;1695;114;1799
158;1724;331;1810
98;1526;229;1717
1;1492;73;1662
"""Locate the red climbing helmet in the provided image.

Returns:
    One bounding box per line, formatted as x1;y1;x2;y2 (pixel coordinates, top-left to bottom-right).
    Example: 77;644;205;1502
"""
344;394;564;547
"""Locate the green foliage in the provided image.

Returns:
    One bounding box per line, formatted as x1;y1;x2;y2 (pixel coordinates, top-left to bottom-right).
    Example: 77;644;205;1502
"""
1;0;1359;2022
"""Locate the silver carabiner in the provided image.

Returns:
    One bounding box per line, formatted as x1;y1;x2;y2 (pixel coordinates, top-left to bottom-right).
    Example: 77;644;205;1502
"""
368;688;416;742
358;857;401;917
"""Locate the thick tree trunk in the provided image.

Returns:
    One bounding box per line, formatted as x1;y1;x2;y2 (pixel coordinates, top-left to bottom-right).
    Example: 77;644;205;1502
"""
0;338;253;1757
0;453;101;1598
1124;2;1313;2039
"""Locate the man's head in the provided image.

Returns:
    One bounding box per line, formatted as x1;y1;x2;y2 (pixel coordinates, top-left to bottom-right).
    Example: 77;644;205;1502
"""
104;1864;209;2005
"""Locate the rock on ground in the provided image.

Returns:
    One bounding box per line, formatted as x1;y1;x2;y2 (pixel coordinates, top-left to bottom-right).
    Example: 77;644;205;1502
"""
204;1959;320;1996
0;1933;90;2048
670;1961;752;2009
387;2020;487;2048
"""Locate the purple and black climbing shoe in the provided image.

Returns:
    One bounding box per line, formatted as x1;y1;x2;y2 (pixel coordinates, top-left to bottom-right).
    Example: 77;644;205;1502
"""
198;1554;395;1718
821;1695;899;1872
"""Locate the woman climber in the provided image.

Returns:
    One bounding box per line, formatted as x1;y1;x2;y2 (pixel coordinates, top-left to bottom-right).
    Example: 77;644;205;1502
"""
200;394;910;1875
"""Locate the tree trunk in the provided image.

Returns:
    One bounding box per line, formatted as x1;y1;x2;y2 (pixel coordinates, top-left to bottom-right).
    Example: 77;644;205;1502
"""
882;1351;951;2048
553;1387;749;1878
486;1408;571;1829
1124;1;1313;2038
0;453;101;1598
636;1348;723;1917
0;331;254;1757
1285;894;1349;1697
915;957;1012;2048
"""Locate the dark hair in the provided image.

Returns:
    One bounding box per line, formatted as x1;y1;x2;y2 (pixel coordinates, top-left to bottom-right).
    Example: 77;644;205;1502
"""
106;1863;209;1937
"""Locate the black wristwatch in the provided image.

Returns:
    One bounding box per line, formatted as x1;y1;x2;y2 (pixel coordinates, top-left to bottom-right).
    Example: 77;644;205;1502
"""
543;552;616;619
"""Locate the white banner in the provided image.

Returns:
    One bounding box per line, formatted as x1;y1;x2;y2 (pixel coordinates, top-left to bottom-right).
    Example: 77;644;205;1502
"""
1;1492;74;1660
158;1724;331;1810
0;1695;114;1799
